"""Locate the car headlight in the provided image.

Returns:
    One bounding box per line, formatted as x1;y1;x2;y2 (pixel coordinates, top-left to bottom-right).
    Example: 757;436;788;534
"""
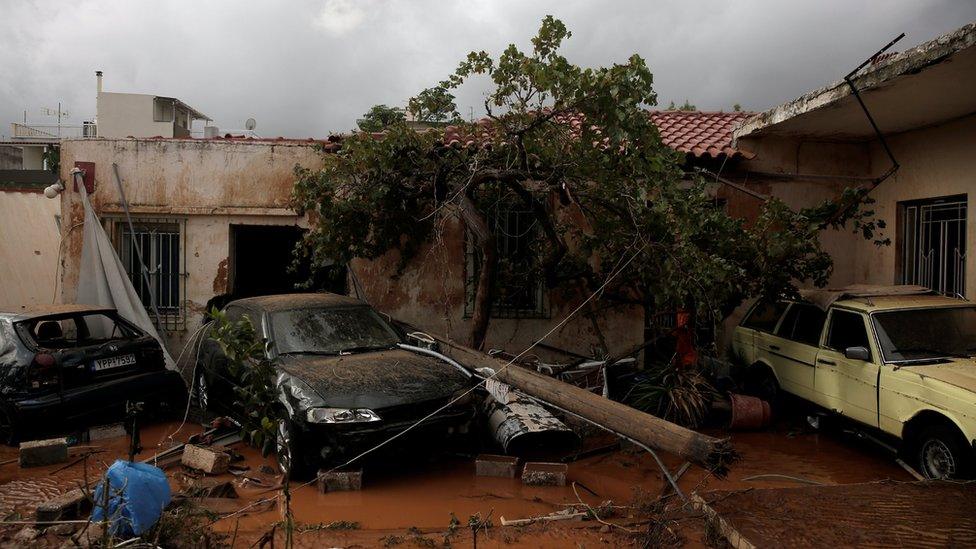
306;408;382;424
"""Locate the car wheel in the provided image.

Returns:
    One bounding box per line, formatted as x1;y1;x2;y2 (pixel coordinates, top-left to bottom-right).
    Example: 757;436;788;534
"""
744;365;779;405
275;418;312;480
916;424;973;480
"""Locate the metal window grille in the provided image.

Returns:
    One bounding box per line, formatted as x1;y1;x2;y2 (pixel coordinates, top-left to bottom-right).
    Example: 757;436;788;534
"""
464;204;549;319
900;196;967;298
113;218;188;331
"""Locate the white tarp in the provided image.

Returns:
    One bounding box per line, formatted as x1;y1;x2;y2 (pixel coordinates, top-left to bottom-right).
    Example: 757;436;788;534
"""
75;185;176;369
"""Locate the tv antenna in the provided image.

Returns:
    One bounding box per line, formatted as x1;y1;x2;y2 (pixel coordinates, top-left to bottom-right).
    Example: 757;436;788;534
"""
40;102;70;137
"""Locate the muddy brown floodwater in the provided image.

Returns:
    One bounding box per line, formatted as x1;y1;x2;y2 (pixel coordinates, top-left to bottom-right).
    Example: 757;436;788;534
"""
0;411;913;547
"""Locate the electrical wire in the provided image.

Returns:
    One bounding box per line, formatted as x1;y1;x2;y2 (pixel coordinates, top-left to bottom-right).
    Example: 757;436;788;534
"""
209;240;645;524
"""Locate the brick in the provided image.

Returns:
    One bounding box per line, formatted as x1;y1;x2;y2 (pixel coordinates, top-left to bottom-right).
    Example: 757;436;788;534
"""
86;423;126;442
316;469;362;492
35;488;90;523
181;444;230;474
475;454;519;478
19;438;68;468
521;462;568;486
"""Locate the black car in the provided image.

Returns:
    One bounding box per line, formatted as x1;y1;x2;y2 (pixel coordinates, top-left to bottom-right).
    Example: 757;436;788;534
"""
195;293;477;476
0;305;188;443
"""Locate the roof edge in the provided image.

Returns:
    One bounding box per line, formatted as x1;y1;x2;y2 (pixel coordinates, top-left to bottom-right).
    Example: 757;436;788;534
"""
733;21;976;141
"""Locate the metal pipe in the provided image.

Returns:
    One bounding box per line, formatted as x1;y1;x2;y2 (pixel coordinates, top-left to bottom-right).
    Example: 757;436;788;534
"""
397;343;474;378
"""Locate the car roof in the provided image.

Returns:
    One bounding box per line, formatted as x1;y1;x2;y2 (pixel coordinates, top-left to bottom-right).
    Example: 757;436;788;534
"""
797;284;935;311
0;303;116;321
831;293;972;313
227;292;366;313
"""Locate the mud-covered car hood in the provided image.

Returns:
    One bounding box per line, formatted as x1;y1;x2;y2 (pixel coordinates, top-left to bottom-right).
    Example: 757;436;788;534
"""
276;348;471;410
903;359;976;393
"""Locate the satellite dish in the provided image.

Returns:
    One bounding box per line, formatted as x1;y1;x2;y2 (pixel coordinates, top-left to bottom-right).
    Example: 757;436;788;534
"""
245;118;257;131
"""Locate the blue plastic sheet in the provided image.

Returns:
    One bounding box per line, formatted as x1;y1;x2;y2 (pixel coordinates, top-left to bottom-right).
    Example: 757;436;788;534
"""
91;460;171;537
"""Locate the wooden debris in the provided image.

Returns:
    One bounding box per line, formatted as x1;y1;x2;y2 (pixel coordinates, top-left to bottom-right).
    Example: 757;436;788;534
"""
437;340;738;476
317;469;363;492
500;509;586;526
691;493;756;549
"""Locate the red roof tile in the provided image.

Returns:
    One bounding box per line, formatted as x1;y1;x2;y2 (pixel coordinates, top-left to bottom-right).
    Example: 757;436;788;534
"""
649;111;755;158
442;110;755;159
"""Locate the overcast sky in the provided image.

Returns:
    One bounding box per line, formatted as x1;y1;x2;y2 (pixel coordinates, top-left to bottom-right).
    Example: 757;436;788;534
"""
2;1;974;138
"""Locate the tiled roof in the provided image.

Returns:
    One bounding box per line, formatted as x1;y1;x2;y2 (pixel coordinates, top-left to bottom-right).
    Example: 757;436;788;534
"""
649;111;755;158
442;110;755;159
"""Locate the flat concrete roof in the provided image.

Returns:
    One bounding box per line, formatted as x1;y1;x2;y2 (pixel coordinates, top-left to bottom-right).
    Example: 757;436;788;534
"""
734;21;976;141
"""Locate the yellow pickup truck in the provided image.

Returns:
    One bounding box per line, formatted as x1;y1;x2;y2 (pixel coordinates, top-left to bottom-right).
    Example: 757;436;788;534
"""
733;285;976;479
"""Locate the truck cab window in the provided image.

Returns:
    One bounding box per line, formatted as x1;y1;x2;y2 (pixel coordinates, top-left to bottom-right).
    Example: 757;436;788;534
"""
827;310;869;352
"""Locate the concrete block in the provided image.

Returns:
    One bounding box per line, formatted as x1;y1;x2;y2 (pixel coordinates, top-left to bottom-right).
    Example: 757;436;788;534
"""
475;454;519;478
316;468;362;492
181;444;230;474
86;423;126;442
19;438;68;468
35;488;90;523
521;462;568;486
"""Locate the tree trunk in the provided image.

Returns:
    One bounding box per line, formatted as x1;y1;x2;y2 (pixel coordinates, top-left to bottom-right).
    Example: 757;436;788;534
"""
436;339;738;477
458;194;496;350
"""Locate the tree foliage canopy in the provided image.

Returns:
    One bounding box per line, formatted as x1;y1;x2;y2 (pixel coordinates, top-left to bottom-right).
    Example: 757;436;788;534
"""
293;16;884;349
356;104;406;132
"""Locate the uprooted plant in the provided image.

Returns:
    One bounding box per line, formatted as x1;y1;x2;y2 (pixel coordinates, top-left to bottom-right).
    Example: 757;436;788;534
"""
207;308;295;548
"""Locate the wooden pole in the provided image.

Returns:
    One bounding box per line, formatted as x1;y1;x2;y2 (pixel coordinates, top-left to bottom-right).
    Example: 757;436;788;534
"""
437;339;738;477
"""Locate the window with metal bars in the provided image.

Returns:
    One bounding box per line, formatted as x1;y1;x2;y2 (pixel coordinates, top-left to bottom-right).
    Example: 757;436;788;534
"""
113;218;187;331
899;195;967;298
465;204;549;319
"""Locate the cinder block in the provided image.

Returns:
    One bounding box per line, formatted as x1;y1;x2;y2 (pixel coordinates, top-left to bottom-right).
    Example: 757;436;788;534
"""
35;488;90;523
181;444;230;474
86;423;126;442
475;454;519;478
316;468;363;492
521;462;568;486
19;438;68;468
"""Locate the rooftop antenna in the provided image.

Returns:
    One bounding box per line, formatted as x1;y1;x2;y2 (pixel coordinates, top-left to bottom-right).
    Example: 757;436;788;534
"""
40;103;70;137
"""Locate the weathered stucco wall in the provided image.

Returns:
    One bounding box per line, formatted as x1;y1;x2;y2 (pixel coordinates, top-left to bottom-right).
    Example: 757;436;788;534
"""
58;138;325;354
848;113;976;296
351;217;644;361
0;189;61;307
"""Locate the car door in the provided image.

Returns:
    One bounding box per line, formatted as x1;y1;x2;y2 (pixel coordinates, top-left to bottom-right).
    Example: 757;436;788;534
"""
737;301;789;367
814;308;880;427
200;305;252;412
769;303;825;400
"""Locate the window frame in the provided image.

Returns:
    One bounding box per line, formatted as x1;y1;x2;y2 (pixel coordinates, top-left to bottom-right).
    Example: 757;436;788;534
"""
824;307;872;357
740;300;789;334
108;217;188;331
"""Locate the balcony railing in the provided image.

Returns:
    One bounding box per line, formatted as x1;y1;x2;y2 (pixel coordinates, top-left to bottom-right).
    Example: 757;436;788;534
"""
10;122;96;140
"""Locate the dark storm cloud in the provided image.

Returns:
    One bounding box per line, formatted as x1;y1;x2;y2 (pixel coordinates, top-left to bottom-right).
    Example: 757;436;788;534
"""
1;1;973;138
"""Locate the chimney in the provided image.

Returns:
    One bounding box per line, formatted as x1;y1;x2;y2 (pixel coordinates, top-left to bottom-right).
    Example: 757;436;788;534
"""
96;70;103;94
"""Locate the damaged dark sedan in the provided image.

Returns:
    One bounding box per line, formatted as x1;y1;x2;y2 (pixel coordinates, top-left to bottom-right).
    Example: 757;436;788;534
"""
0;305;187;443
195;293;477;476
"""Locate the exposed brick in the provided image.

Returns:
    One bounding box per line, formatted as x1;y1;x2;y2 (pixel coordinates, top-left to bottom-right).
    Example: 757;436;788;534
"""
19;438;68;468
181;444;230;474
316;469;362;492
521;462;568;486
475;454;519;478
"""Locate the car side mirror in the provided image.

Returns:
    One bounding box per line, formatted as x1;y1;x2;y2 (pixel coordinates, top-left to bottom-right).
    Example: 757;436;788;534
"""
844;346;870;361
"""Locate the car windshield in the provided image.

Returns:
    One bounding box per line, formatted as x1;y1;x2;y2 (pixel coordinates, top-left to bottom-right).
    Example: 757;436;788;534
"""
20;312;142;349
873;306;976;363
270;306;401;355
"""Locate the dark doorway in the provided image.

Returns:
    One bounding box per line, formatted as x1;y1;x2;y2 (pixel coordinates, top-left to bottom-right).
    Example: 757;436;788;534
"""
229;224;346;299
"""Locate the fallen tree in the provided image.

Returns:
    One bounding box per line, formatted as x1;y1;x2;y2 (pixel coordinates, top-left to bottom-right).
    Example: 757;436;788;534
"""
435;338;738;477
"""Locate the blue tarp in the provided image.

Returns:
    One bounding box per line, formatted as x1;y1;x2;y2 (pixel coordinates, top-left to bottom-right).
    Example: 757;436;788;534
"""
91;460;171;537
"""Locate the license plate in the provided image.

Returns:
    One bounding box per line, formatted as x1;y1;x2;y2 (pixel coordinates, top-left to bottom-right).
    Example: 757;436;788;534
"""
93;354;136;372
